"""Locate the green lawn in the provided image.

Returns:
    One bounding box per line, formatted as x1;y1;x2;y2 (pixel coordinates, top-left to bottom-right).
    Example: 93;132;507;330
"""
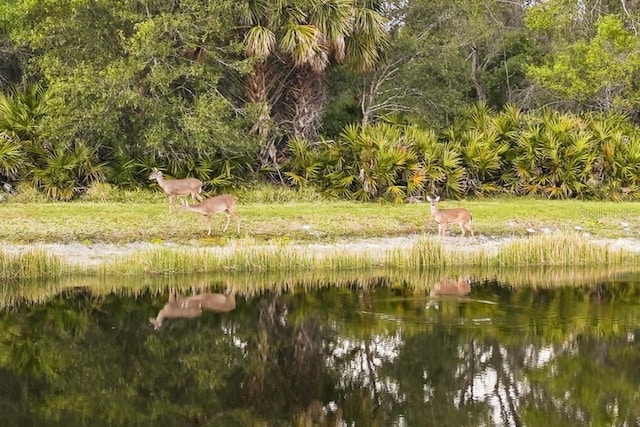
0;197;638;244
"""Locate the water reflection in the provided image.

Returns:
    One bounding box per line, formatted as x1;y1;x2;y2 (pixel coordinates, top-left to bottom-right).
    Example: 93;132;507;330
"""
149;289;236;329
0;268;639;426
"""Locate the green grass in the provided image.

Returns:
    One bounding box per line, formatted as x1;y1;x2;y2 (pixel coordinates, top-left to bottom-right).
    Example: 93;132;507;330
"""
0;196;638;244
1;233;638;281
1;195;639;280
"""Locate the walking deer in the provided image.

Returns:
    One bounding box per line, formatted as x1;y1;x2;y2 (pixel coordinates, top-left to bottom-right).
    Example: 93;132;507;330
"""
148;168;203;212
426;195;474;237
149;289;237;329
180;195;241;235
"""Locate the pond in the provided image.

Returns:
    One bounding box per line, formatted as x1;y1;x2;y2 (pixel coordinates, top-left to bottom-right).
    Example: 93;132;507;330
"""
1;267;640;426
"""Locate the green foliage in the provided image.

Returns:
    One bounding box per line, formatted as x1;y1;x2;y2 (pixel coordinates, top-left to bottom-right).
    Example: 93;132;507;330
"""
284;122;438;201
527;13;640;110
285;104;640;201
239;0;388;140
1;0;256;195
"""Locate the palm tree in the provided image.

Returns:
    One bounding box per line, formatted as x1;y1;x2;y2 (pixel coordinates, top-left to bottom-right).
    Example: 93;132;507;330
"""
239;0;387;158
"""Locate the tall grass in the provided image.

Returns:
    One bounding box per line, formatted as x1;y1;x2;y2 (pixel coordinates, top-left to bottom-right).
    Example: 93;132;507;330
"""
1;232;638;281
100;233;639;276
0;249;67;281
495;232;627;266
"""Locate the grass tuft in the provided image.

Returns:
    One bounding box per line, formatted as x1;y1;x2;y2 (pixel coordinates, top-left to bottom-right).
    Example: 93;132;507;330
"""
0;249;67;281
496;232;626;266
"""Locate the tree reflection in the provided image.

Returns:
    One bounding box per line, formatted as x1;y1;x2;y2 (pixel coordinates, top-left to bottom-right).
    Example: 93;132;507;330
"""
0;277;639;425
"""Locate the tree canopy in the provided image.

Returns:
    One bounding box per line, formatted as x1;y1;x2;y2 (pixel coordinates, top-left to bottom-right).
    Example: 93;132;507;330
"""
1;0;640;200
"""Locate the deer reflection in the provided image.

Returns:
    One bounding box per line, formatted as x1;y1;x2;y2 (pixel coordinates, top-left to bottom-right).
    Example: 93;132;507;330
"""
428;276;472;309
149;289;236;329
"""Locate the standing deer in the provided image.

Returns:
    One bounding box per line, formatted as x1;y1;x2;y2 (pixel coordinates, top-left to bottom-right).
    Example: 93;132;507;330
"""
430;276;472;297
427;276;472;309
426;195;474;237
180;195;241;235
148;168;203;213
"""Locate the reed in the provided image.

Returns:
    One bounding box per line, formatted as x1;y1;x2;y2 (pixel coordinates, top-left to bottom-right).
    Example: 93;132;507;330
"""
495;232;632;266
98;233;637;277
2;232;638;281
0;264;631;309
0;249;67;281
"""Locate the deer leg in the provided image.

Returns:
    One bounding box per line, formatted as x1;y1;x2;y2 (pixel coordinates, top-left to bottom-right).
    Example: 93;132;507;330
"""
222;212;231;232
226;208;241;233
191;191;203;203
168;195;176;213
205;214;212;235
466;221;475;237
232;213;241;233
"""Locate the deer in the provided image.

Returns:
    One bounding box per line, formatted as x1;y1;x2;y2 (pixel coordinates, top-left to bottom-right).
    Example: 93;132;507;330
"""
180;195;241;235
180;289;236;313
149;289;237;330
426;195;474;238
148;168;203;213
149;292;204;330
427;276;473;309
430;276;472;298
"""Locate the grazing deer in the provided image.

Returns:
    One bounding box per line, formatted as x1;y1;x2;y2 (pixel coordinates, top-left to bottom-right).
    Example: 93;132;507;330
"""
149;292;203;330
426;195;474;237
148;168;203;212
180;195;241;235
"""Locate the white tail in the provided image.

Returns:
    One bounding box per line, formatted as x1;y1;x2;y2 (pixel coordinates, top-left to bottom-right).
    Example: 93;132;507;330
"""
149;168;204;212
149;293;203;330
150;289;237;329
426;195;474;237
430;276;472;297
180;195;241;235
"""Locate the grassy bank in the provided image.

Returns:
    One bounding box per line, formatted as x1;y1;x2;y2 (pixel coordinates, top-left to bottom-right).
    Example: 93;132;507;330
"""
1;196;639;280
0;197;639;244
1;232;639;281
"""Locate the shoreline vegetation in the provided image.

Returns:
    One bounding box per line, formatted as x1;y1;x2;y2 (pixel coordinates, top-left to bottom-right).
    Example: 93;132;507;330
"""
1;197;639;281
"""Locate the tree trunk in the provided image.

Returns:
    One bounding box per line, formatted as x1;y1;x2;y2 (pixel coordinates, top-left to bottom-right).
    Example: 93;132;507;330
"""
284;65;326;141
470;47;486;102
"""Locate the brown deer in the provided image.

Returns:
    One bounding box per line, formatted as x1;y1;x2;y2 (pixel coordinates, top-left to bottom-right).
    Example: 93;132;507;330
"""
181;289;236;313
149;292;203;330
148;168;203;213
180;195;241;235
427;276;473;309
430;276;472;298
149;289;237;330
426;195;474;237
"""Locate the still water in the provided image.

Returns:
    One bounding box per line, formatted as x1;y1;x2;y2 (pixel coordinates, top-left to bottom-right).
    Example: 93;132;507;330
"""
1;267;640;426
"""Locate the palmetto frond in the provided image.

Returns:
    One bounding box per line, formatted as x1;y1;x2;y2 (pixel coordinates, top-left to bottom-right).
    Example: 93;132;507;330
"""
280;24;326;69
309;0;353;62
0;137;28;179
244;25;276;59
